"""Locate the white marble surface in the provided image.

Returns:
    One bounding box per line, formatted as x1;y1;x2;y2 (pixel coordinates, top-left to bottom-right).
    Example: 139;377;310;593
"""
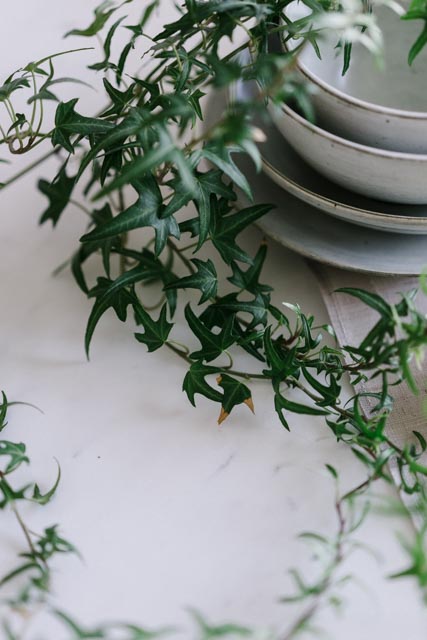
0;2;426;638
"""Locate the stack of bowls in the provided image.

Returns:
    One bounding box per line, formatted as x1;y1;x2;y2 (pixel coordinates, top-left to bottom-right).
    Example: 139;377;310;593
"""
268;2;427;210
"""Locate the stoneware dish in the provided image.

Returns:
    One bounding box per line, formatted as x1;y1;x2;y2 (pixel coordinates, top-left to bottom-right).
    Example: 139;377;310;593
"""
233;78;427;233
284;2;427;153
207;87;427;275
236;148;427;276
271;101;427;205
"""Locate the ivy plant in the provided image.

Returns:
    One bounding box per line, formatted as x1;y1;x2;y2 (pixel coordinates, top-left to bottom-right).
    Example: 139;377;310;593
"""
2;0;427;637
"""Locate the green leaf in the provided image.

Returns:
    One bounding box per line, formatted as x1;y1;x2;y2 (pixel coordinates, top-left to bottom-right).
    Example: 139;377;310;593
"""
65;1;117;37
190;609;251;639
52;99;114;154
89;15;127;72
163;170;236;247
325;464;338;479
216;374;254;424
0;441;29;474
397;341;419;394
212;292;269;329
408;22;427;64
210;201;272;265
0;477;31;508
95;127;196;199
82;176;179;255
101;77;136;116
53;610;105;638
182;362;223;406
134;302;173;352
85;265;148;356
36;525;77;560
195;171;237;246
202;143;252;198
275;390;329;417
0;562;40;588
0;76;30;102
165;258;217;304
0;391;8;431
336;288;393;319
32;459;61;505
228;243;272;295
38;163;75;226
185;304;235;362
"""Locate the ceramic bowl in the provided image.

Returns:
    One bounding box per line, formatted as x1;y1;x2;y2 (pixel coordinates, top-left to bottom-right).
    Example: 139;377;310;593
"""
271;101;427;204
284;2;427;153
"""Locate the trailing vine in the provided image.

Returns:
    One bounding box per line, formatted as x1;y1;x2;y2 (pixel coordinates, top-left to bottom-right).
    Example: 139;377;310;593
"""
2;0;427;636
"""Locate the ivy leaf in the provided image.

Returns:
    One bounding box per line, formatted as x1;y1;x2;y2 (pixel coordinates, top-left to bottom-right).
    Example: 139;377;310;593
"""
273;381;328;431
190;609;252;639
0;391;8;432
216;374;254;425
336;288;393;319
53;611;105;638
81;176;179;255
185;304;235;362
65;2;118;37
0;76;30;102
89;15;127;72
213;292;270;330
165;259;217;304
85;265;148;356
228;243;272;295
95;127;197;198
210;201;272;265
0;441;29;474
88;276;135;322
38;163;75;226
163;169;236;247
0;477;31;509
182;362;223;406
32;459;61;505
133;302;173;352
202;143;251;198
262;326;304;384
195;171;237;246
72;204;116;292
101;78;136;116
52;99;114;154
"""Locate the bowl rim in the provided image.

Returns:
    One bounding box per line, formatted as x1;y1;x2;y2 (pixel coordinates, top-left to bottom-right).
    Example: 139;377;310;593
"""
283;37;427;121
280;100;427;161
261;155;427;227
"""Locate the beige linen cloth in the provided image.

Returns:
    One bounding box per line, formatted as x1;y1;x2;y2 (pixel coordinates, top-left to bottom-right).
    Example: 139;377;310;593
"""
316;266;427;528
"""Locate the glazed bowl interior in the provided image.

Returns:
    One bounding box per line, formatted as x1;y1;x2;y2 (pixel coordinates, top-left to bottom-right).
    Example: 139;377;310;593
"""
285;1;427;114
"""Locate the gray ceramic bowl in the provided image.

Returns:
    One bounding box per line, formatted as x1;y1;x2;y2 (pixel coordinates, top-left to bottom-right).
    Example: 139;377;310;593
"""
284;2;427;153
270;101;427;204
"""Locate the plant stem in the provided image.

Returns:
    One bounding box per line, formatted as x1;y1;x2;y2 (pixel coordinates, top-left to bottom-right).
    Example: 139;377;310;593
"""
1;148;58;190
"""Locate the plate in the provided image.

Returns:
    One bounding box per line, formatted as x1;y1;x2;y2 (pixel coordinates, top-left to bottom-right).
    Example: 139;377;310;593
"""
234;79;427;234
237;151;427;275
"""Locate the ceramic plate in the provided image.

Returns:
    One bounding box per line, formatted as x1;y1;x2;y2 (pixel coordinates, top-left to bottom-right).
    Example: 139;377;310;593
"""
235;151;427;275
234;79;427;234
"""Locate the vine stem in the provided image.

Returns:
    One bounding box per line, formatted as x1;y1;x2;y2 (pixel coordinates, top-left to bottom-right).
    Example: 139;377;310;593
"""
167;238;196;274
11;502;37;559
1;148;58;190
281;475;373;640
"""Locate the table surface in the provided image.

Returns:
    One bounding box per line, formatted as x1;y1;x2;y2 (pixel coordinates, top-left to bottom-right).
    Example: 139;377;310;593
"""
0;2;426;638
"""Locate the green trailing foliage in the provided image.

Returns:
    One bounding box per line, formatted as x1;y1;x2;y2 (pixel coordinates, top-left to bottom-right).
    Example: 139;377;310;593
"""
2;0;427;637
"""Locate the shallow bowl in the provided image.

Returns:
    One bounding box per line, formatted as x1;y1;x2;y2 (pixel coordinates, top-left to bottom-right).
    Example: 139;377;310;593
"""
271;101;427;204
284;2;427;153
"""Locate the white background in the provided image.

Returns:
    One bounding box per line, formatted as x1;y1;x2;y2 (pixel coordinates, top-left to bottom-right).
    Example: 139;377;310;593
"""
0;2;426;638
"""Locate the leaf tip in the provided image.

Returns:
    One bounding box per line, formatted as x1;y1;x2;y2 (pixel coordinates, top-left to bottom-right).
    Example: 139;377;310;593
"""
218;407;229;425
244;396;255;414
